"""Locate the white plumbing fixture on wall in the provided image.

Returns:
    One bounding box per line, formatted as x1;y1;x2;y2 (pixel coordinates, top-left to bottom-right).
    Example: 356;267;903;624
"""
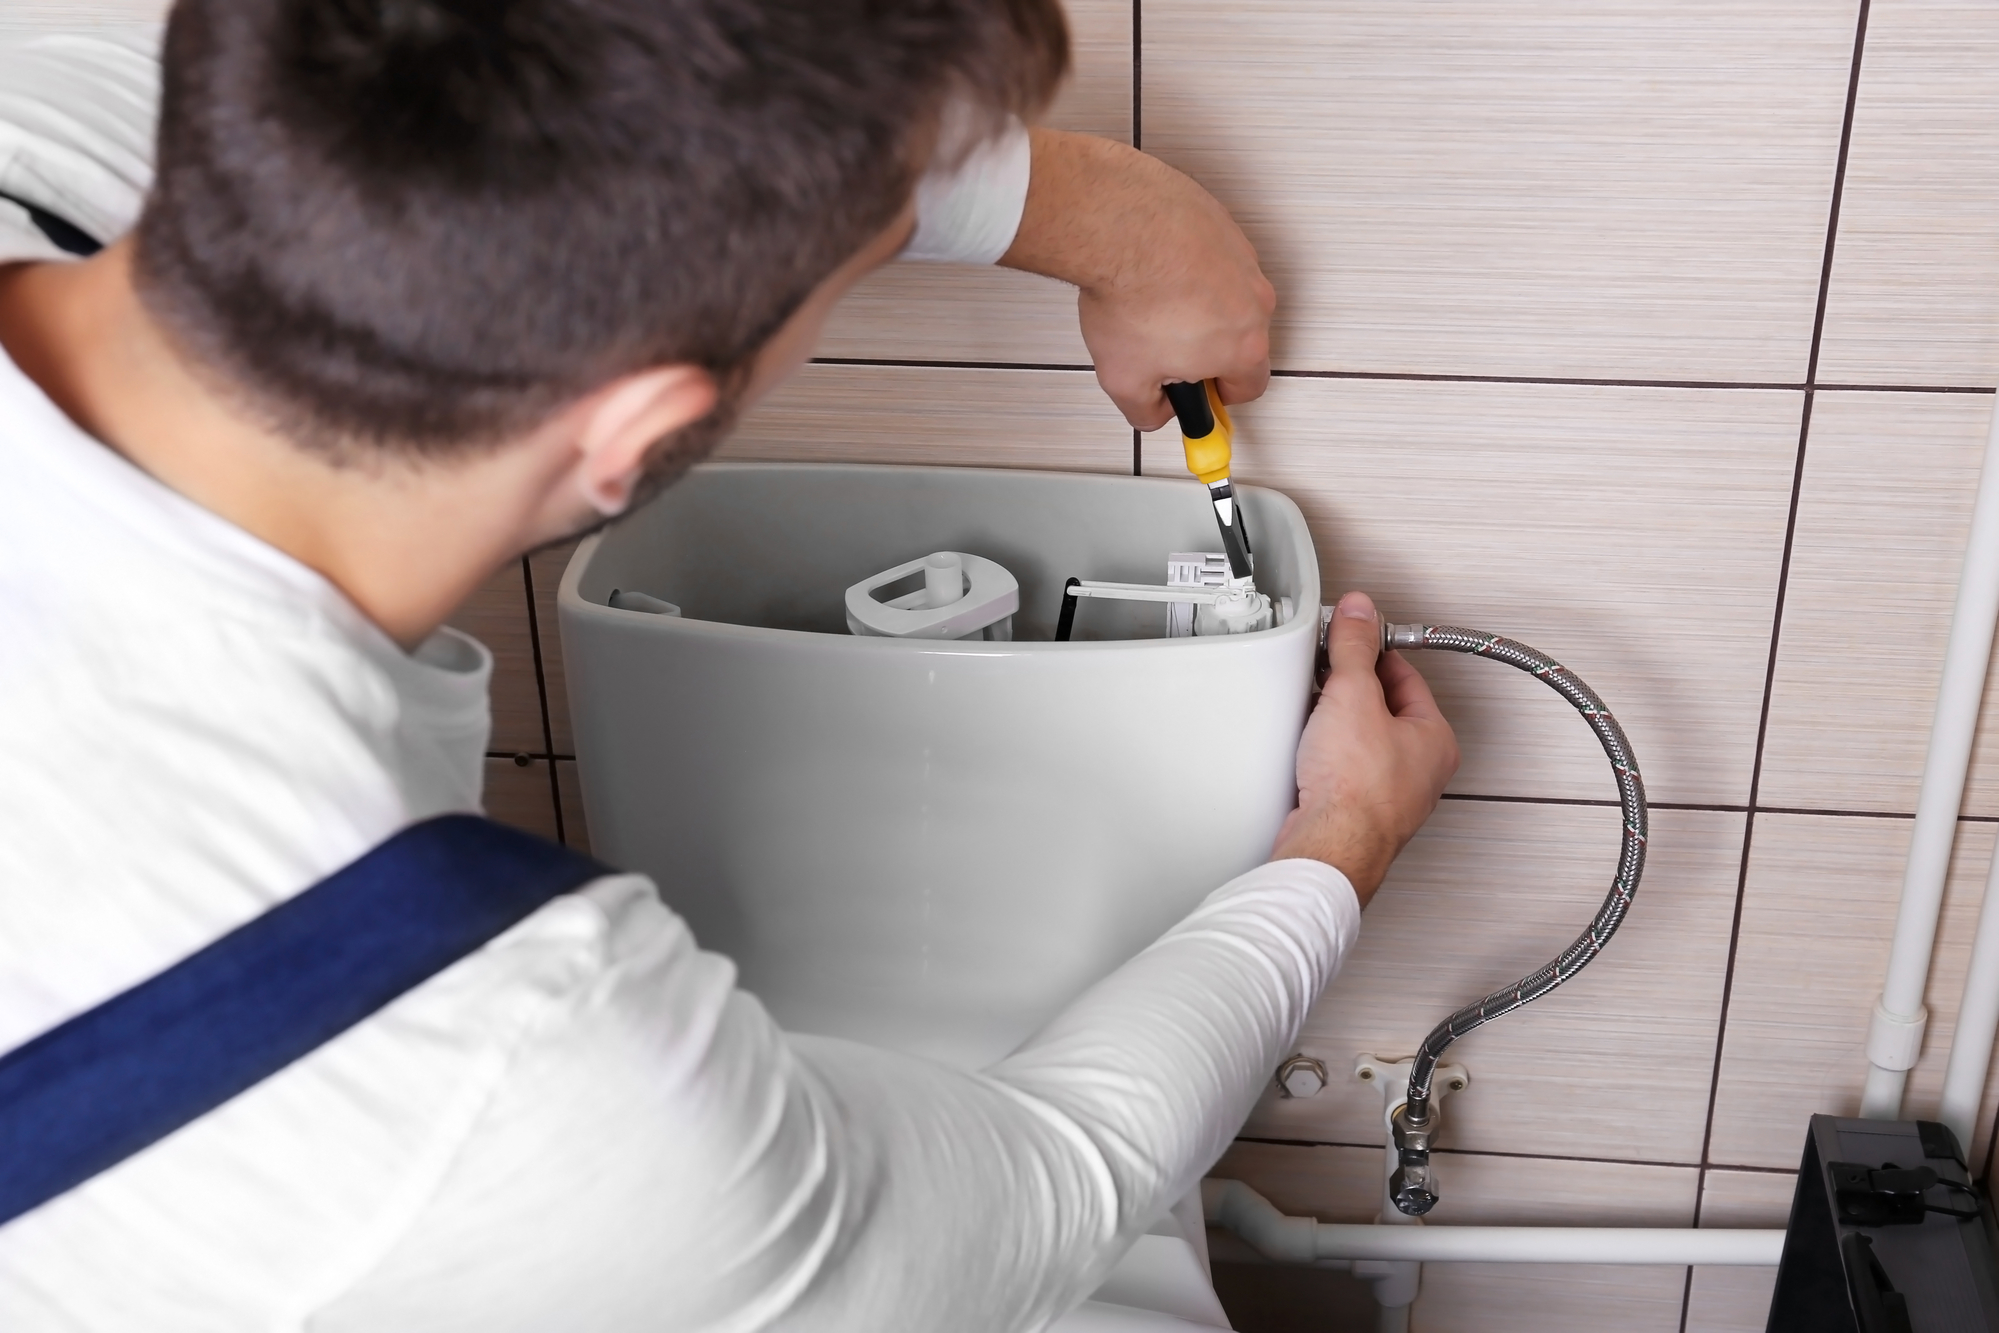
1944;839;1999;1145
1203;1180;1785;1267
1351;1054;1468;1331
1867;398;1999;1121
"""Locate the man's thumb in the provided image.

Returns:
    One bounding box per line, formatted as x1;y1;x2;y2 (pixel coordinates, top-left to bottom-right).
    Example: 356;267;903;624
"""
1328;591;1383;681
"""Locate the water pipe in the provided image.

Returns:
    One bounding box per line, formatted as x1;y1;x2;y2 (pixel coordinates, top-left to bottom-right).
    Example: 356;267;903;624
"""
1940;785;1999;1146
1865;398;1999;1120
1203;1179;1784;1267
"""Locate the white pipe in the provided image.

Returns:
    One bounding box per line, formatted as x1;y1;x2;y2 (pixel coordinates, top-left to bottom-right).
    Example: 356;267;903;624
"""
1371;1113;1421;1315
1308;1222;1784;1266
1203;1180;1783;1268
1864;398;1999;1120
1205;1178;1318;1263
1941;840;1999;1147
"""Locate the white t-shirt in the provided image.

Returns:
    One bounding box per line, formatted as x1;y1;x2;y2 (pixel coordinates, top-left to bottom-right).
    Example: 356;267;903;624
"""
0;22;1363;1333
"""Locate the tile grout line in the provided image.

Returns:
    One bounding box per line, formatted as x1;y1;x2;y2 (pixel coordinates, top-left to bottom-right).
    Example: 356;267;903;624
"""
1439;792;1999;824
1440;792;1744;813
1278;369;1805;392
1234;1134;1797;1178
1275;371;1992;394
1683;10;1871;1327
812;356;1096;372
519;555;567;846
808;356;1994;396
1127;0;1140;479
1804;0;1874;392
1130;0;1141;152
1821;383;1997;395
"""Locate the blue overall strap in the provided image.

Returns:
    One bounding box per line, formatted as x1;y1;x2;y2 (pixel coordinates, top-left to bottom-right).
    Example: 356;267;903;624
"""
0;190;101;257
0;814;608;1227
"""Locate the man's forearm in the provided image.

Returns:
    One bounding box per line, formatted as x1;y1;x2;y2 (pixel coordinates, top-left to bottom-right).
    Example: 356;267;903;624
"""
998;129;1178;293
998;128;1274;430
780;859;1359;1331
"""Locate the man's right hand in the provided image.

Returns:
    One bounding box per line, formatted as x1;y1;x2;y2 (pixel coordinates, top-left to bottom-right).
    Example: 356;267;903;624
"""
1272;591;1459;906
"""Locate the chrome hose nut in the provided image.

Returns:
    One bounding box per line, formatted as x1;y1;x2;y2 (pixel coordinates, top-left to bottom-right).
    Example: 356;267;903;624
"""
1389;1102;1441;1217
1389;1163;1439;1217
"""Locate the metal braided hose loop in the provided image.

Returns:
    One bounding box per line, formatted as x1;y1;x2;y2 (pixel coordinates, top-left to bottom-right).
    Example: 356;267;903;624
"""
1394;625;1648;1123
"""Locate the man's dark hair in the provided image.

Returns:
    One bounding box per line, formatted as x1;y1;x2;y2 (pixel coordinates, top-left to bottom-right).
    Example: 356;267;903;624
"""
135;0;1068;458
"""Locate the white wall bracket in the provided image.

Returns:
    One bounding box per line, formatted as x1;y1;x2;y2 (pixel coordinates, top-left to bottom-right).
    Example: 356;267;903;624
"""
1349;1055;1469;1329
1355;1053;1470;1125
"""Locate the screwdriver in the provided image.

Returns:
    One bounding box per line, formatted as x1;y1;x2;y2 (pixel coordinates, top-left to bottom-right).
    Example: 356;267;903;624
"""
1164;379;1253;583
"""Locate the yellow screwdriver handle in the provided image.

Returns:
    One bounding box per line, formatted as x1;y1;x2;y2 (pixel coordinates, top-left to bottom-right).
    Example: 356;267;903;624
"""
1165;380;1234;486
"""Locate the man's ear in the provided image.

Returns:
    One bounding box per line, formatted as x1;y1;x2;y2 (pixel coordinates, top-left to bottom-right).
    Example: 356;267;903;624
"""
573;365;719;515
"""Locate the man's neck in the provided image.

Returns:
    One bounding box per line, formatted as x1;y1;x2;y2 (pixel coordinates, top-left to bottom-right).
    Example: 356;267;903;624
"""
0;243;549;648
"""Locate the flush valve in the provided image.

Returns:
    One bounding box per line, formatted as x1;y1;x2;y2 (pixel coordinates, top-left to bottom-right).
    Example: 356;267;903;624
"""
1389;1102;1440;1217
845;551;1018;641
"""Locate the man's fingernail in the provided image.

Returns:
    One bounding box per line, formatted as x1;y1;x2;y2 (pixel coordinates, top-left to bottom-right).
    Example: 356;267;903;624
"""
1338;594;1376;620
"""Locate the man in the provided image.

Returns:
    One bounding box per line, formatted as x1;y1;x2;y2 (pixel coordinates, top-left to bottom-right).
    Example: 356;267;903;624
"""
0;2;1458;1329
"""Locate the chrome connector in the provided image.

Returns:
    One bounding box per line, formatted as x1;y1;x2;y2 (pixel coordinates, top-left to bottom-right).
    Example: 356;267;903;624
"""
1389;1102;1440;1217
1382;621;1427;652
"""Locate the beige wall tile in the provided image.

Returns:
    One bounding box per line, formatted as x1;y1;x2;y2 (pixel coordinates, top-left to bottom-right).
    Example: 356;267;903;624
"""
1046;0;1132;145
1212;1141;1694;1332
1700;1168;1798;1228
1686;1267;1779;1333
816;268;1094;368
1141;0;1855;382
1145;377;1799;804
1760;391;1999;814
482;755;558;842
1683;1171;1792;1333
528;541;581;756
1243;803;1741;1165
1413;1262;1688;1333
723;362;1133;471
1817;0;1999;386
447;560;544;755
1213;1141;1384;1225
812;0;1129;366
1708;812;1999;1170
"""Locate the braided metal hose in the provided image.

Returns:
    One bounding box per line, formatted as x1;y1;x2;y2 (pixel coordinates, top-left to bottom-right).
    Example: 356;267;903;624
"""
1375;622;1648;1215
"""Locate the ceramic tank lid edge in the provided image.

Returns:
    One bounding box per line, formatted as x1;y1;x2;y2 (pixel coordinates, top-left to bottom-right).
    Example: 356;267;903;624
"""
555;462;1322;652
